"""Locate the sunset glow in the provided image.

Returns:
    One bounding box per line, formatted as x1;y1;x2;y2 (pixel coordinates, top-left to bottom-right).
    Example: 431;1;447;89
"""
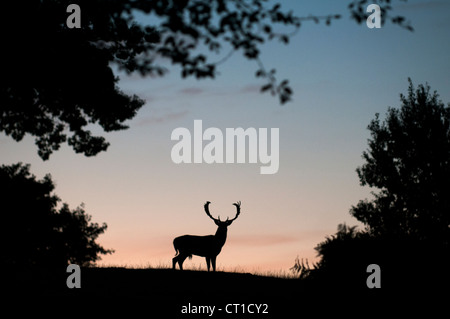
2;0;449;274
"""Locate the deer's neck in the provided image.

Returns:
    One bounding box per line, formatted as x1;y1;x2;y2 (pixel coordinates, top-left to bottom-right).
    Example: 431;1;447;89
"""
215;227;228;247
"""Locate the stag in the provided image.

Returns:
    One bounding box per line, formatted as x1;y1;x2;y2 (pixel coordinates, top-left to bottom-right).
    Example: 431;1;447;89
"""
172;201;241;272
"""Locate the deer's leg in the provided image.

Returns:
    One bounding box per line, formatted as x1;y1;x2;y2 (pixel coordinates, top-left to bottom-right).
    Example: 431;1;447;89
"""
178;254;188;270
173;254;187;270
206;257;211;272
211;256;217;272
172;255;178;269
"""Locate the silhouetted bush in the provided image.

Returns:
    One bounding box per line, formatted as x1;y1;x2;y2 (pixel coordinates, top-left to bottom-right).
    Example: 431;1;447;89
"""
1;163;113;270
307;223;448;291
295;80;450;291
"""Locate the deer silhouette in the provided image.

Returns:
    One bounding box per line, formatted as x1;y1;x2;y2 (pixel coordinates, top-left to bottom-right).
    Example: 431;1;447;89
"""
172;201;241;271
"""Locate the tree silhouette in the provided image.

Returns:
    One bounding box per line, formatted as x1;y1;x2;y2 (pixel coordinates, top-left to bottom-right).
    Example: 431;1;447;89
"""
1;0;410;160
308;224;378;288
1;163;112;269
301;80;449;290
314;223;361;271
351;79;450;245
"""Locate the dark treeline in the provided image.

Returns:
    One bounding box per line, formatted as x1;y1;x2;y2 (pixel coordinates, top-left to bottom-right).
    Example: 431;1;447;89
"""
293;79;449;292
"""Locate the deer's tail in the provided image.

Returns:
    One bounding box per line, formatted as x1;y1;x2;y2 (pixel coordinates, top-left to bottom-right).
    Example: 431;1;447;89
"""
173;239;179;257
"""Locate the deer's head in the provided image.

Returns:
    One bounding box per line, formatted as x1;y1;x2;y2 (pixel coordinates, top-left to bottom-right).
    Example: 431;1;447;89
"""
204;201;241;228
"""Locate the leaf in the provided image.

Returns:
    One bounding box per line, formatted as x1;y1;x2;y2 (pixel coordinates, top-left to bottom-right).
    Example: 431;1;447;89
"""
261;84;272;92
280;35;289;44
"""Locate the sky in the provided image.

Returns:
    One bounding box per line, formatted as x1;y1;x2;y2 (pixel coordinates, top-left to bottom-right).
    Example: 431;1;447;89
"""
1;0;450;273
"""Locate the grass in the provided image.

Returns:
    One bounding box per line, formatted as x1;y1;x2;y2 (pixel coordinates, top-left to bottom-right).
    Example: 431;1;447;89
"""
95;261;299;279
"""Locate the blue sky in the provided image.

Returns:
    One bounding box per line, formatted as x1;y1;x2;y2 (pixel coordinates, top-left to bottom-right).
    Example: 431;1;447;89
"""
2;0;449;271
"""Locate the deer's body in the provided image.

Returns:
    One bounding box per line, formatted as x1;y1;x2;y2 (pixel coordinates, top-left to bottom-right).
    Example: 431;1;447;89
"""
172;201;241;271
173;233;226;258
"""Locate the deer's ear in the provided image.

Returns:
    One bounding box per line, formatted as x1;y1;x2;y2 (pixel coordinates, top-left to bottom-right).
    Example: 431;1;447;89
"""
214;220;221;226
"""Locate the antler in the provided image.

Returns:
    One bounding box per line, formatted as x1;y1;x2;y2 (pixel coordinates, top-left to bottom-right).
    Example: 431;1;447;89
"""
228;201;241;222
204;201;220;222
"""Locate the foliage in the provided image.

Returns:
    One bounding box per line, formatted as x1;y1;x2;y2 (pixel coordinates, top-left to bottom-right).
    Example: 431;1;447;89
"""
56;203;113;266
351;79;450;245
309;222;447;290
0;163;113;268
299;80;450;289
1;0;410;160
290;257;316;280
314;224;363;271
